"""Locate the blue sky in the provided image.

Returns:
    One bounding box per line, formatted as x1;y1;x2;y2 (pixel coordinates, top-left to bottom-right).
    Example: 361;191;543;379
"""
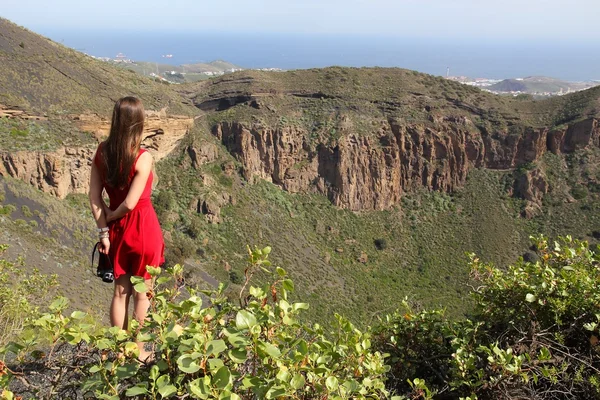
2;0;599;40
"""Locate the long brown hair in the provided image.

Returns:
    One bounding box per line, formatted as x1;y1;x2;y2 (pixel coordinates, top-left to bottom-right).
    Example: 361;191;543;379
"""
102;97;145;188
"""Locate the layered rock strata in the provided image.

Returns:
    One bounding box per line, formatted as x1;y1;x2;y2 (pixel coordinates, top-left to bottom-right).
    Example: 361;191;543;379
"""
213;118;599;211
0;112;194;198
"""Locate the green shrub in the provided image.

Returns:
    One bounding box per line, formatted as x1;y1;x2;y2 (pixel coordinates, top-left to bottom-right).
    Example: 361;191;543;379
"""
2;247;390;399
0;245;58;345
21;205;33;218
374;235;600;399
374;238;387;250
0;204;16;216
228;270;243;285
154;190;176;216
571;185;588;200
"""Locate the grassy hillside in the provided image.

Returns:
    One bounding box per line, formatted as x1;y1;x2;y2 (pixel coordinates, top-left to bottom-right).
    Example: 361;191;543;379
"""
0;176;111;318
182;67;599;127
0;18;194;115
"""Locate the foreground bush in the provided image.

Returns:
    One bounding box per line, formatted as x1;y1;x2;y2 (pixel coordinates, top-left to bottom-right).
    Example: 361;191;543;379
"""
374;235;600;399
3;235;599;399
0;245;58;346
1;246;390;399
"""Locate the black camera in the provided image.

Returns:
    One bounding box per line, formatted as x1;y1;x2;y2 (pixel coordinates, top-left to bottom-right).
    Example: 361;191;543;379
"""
97;262;114;283
92;242;114;283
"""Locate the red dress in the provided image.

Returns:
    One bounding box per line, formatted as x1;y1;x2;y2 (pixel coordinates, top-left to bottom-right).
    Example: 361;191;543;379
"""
94;144;165;280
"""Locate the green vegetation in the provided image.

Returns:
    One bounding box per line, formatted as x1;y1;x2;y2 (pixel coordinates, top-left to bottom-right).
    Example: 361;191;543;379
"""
0;177;111;314
375;235;600;399
2;237;600;399
2;247;389;399
0;244;58;345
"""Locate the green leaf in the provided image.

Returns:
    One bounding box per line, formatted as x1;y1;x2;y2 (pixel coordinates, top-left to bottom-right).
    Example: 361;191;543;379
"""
282;279;294;292
290;374;305;390
262;246;272;255
89;365;102;373
189;378;210;399
134;281;148;293
525;293;536;302
206;339;227;356
584;322;597;331
297;340;308;355
228;347;247;363
116;363;139;379
227;334;249;347
343;379;359;393
96;338;113;350
70;310;87;320
177;354;201;374
266;386;286;399
150;365;160;381
276;267;286;277
218;390;241;400
249;286;265;298
156;276;171;285
213;366;231;390
235;310;257;330
125;385;149;396
49;297;68;311
208;358;225;371
260;342;281;359
147;265;162;276
326;376;339;391
158;384;177;398
292;302;309;311
156;374;170;389
242;376;260;389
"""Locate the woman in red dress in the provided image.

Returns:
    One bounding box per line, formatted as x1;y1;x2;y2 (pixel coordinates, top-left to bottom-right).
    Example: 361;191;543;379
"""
88;96;164;361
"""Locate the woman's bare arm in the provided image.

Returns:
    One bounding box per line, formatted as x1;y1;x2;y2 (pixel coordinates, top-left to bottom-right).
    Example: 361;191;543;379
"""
89;153;110;253
106;151;153;222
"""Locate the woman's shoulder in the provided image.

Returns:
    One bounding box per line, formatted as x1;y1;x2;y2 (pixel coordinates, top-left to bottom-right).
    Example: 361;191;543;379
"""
135;149;153;170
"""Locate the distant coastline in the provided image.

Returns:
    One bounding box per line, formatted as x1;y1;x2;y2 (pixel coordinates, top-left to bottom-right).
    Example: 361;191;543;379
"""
43;29;600;82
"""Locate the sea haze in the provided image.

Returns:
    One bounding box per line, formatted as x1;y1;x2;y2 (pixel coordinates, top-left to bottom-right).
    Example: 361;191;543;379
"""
40;29;600;81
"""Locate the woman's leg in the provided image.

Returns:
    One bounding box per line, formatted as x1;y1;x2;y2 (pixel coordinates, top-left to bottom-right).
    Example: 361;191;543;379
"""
110;274;132;329
133;278;153;361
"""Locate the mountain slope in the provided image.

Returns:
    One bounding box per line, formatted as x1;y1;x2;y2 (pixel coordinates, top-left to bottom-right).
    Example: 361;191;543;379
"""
0;18;194;115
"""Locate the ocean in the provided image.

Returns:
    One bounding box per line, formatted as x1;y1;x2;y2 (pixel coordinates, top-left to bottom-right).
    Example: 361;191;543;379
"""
40;29;600;82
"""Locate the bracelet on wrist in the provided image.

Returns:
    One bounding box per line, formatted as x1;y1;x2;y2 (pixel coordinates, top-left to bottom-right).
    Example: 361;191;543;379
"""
97;226;109;233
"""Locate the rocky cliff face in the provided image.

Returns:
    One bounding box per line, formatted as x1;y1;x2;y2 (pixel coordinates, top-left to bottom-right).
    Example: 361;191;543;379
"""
213;117;599;211
0;110;194;198
0;147;94;198
75;110;195;161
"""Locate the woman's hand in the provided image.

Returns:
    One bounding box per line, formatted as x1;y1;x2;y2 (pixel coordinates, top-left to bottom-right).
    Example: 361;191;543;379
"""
103;202;115;223
99;237;110;254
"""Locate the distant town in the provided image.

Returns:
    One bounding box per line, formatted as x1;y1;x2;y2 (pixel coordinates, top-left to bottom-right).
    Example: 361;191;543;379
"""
89;53;283;84
447;75;599;97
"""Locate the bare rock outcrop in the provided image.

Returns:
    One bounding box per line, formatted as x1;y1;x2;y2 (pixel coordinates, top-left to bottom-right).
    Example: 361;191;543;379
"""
76;112;195;160
213;117;600;211
187;143;219;169
513;168;549;218
0;147;94;198
0;111;194;198
190;192;234;224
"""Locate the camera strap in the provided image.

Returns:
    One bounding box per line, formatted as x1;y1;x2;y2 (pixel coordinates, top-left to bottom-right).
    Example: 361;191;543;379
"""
91;241;113;274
